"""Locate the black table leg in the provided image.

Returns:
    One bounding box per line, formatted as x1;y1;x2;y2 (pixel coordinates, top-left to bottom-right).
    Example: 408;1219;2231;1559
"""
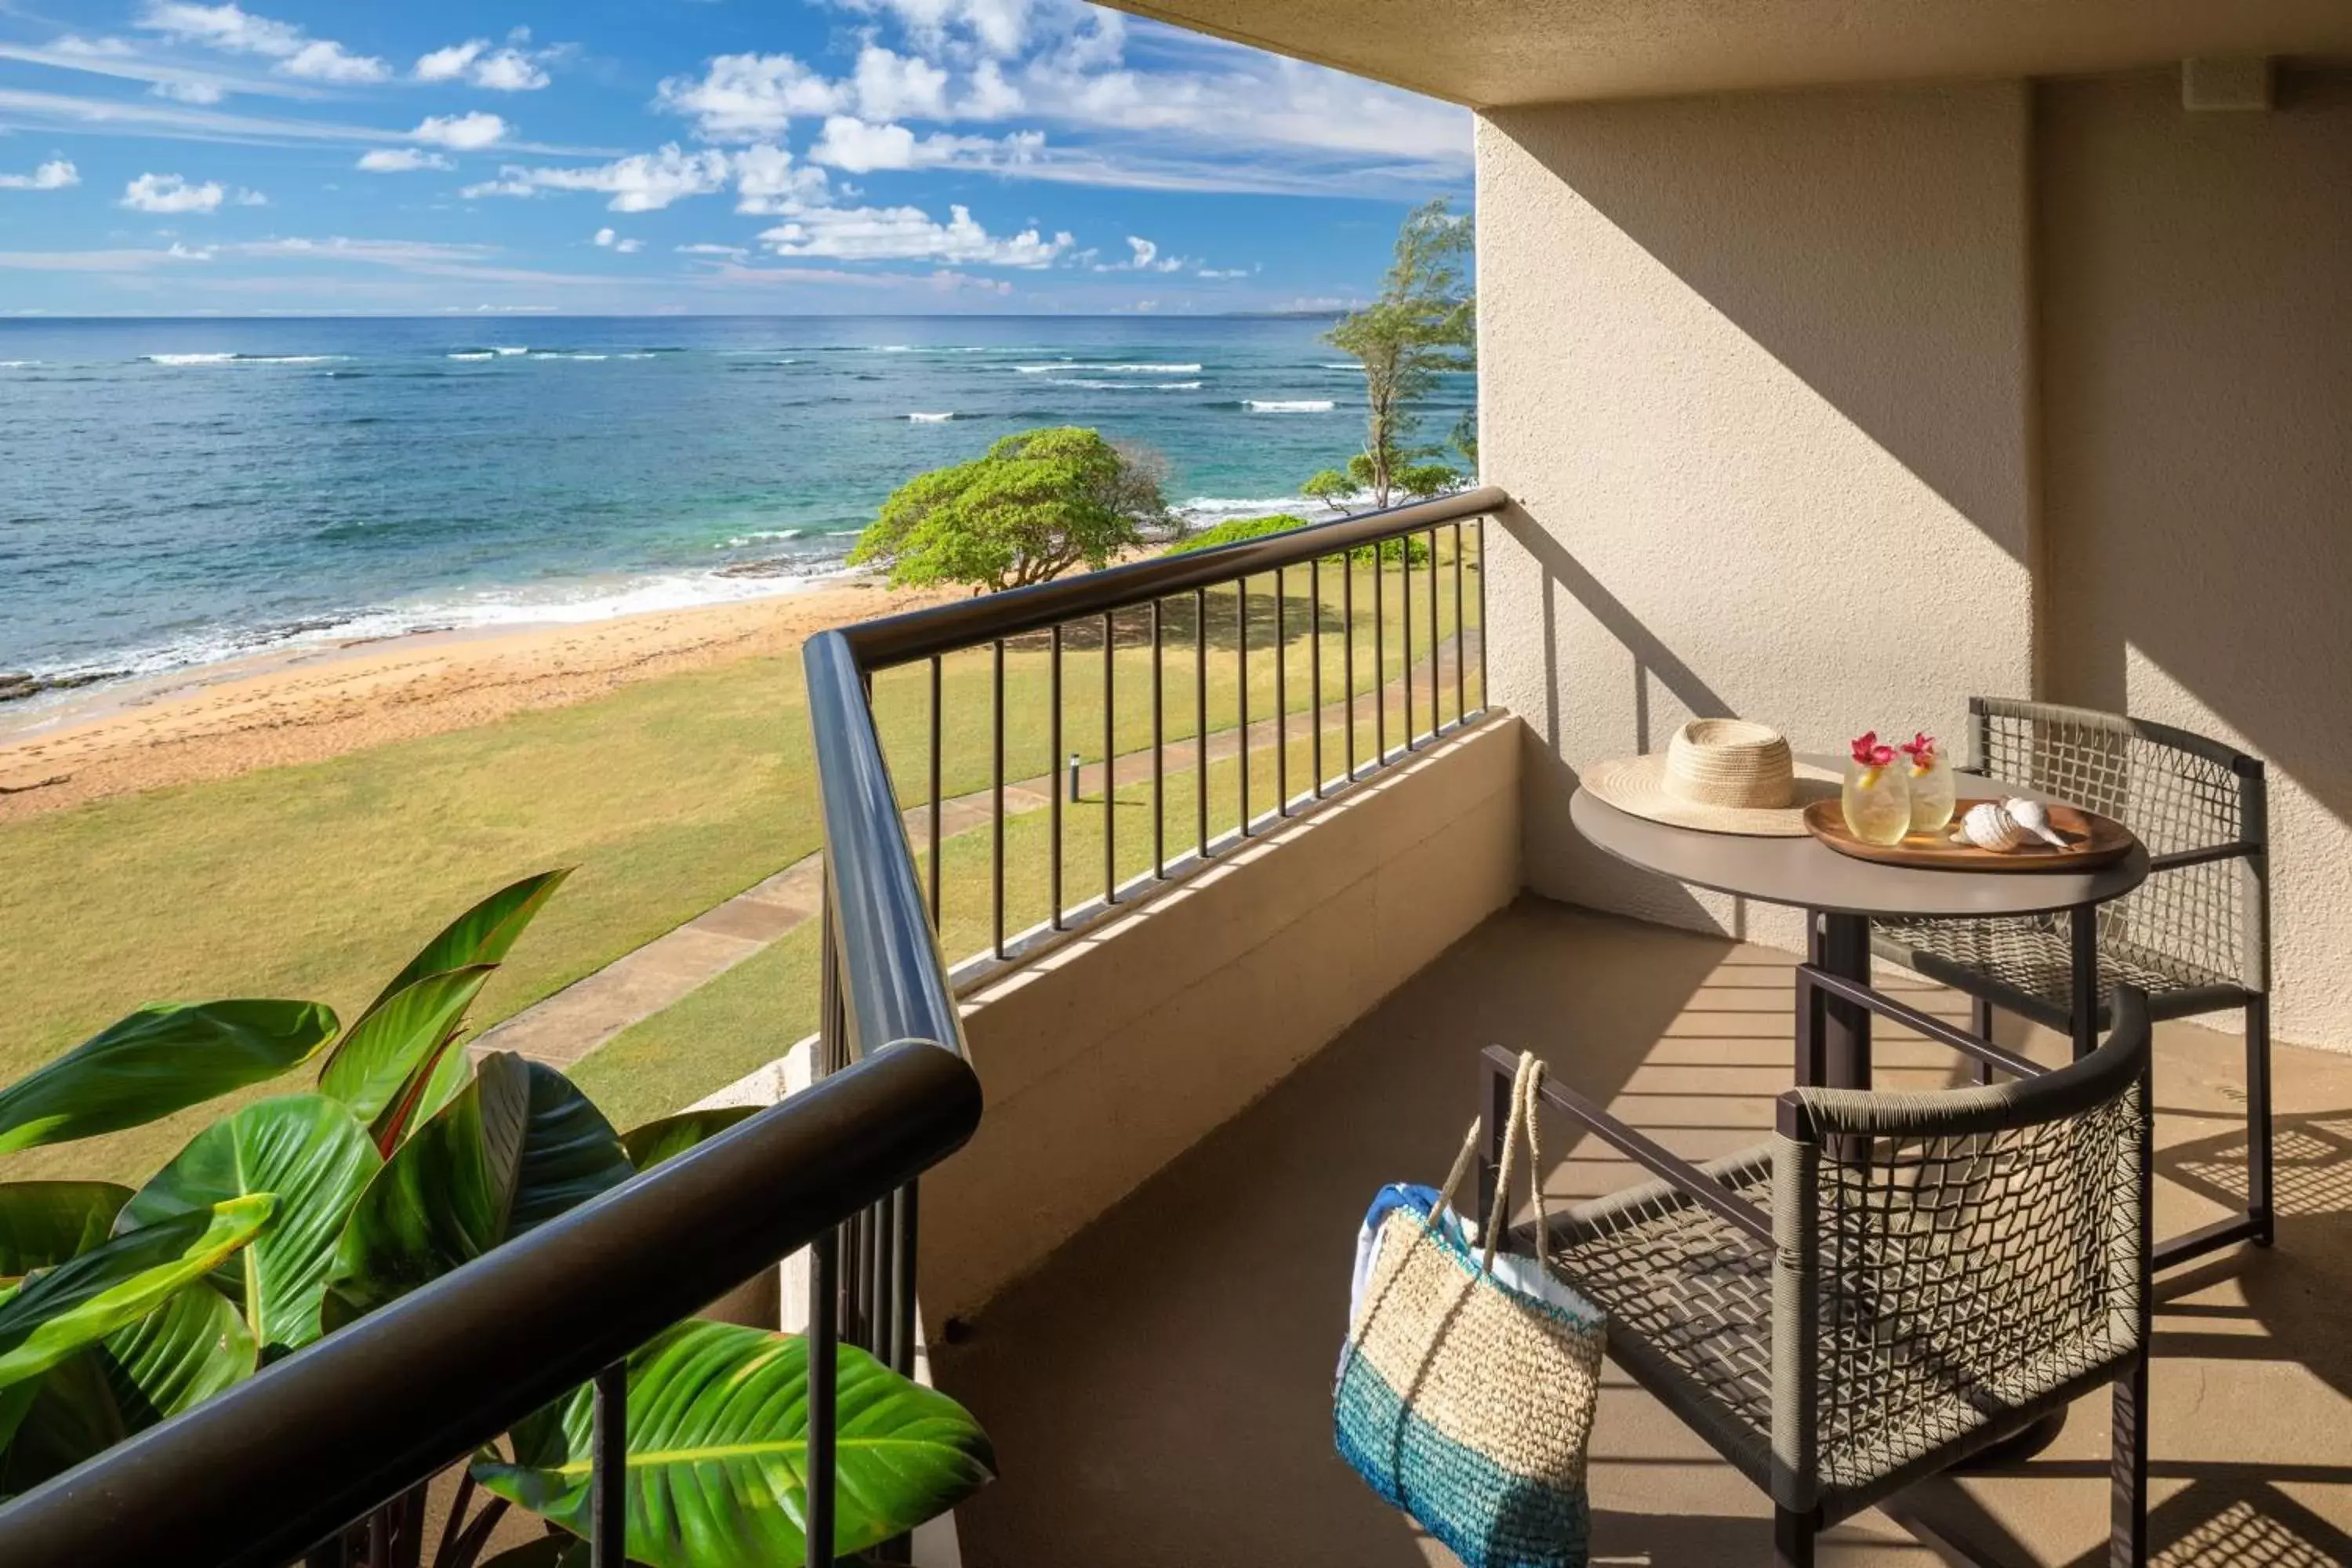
1816;910;1873;1091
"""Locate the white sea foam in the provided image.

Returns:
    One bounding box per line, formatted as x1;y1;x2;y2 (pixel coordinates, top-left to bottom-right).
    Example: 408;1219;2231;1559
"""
1174;495;1316;527
0;360;38;368
1019;361;1199;374
1156;381;1203;390
1320;362;1363;371
907;411;956;422
719;528;807;548
143;353;237;365
493;346;528;356
447;351;495;361
1245;399;1335;412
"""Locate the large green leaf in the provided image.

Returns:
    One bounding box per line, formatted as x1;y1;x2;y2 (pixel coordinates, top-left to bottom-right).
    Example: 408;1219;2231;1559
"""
618;1108;758;1174
383;1033;474;1148
118;1095;378;1354
0;1002;338;1156
317;966;495;1123
366;869;571;1015
325;1054;630;1321
1;1283;255;1491
0;1196;273;1395
474;1320;996;1567
0;1184;132;1278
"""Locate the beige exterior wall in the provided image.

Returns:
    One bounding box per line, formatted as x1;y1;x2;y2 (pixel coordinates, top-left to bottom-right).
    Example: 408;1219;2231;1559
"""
2038;67;2352;1047
917;718;1520;1321
1477;67;2352;1046
1477;82;2039;956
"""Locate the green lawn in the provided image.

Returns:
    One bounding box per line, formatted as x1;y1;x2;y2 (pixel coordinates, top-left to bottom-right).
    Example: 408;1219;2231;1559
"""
572;723;1356;1128
0;541;1481;1183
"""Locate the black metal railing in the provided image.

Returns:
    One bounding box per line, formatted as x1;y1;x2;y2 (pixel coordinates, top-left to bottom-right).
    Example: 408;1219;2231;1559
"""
791;488;1502;1557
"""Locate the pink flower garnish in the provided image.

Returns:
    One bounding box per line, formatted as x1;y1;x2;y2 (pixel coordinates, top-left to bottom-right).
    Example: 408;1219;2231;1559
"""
1849;731;1896;768
1899;731;1937;764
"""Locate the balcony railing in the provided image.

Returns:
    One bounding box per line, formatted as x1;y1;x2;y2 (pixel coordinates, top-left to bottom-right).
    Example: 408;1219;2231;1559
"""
798;485;1504;1559
0;486;1504;1568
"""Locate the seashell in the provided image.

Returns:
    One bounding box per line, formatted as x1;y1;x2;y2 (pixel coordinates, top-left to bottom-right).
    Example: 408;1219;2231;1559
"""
2002;797;2070;848
1951;800;2030;851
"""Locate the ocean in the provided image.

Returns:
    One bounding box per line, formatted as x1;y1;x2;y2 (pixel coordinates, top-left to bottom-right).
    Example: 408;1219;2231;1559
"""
0;315;1472;694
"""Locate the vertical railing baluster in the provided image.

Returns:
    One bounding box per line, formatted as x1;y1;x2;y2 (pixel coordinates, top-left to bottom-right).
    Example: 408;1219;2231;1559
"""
1195;587;1208;858
1403;534;1415;753
808;896;842;1568
1238;578;1251;835
1477;514;1489;710
1427;526;1441;742
1344;554;1356;780
890;1181;918;1377
1311;556;1324;797
1102;610;1116;902
1152;601;1165;877
1452;521;1466;728
1050;625;1063;931
1374;542;1387;768
991;638;1006;960
590;1361;628;1568
927;656;942;928
1275;566;1288;816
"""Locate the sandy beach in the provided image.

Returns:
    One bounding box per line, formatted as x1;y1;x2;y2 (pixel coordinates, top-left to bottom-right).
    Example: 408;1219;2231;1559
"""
0;575;963;822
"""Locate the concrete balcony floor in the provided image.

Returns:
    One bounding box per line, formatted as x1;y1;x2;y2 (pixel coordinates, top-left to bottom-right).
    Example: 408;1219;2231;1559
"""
934;896;2352;1566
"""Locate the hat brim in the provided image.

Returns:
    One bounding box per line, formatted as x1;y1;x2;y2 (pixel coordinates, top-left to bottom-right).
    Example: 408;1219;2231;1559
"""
1582;753;1841;837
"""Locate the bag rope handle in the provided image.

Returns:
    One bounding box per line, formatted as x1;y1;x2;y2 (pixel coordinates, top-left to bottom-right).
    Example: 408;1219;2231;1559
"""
1427;1052;1552;1278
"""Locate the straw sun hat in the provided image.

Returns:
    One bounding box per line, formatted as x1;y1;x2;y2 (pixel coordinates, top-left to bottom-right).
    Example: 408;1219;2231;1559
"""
1583;719;1838;837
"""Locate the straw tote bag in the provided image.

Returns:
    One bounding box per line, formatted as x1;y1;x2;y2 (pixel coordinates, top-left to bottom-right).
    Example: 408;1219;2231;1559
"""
1334;1052;1606;1568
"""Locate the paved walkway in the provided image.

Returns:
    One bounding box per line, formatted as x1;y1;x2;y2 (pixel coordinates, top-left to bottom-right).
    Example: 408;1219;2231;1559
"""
474;633;1479;1068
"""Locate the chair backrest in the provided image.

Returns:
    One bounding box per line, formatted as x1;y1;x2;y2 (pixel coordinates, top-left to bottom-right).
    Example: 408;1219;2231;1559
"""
1969;695;2267;993
1769;988;2152;1505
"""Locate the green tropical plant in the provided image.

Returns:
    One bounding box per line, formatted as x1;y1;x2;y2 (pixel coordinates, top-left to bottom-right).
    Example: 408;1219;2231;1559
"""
0;871;993;1565
1308;196;1477;513
850;425;1171;593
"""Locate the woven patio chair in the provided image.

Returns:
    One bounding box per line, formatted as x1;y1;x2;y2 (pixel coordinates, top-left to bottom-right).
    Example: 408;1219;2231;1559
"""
1482;975;2154;1567
1871;696;2271;1269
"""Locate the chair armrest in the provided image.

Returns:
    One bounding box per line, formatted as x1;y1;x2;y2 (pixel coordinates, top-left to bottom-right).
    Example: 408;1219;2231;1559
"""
2148;840;2256;873
1482;1044;1772;1246
1794;966;2045;1081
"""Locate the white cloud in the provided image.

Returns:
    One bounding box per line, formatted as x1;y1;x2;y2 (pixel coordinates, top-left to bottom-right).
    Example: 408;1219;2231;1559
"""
733;143;829;212
757;201;1070;267
676;242;750;259
121;171;225;212
358;147;452;172
1195;266;1248;279
807;115;1043;173
232;186;267;205
279;39;389;83
655;54;844;143
851;46;948;120
412;112;508;151
136;2;390;84
416;38;553;91
591;227;644;253
468;143;734;212
837;0;1039;59
1113;235;1185;272
0;158;80;191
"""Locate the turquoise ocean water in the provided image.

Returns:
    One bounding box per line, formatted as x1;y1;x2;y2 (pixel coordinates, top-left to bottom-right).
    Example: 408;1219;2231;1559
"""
0;315;1471;691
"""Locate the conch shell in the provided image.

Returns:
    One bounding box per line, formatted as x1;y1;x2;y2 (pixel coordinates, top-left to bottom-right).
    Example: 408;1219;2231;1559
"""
1951;800;2030;851
2001;796;2070;848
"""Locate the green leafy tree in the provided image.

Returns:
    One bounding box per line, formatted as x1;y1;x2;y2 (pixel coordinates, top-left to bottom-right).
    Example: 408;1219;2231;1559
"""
851;426;1171;593
0;873;993;1566
1163;513;1428;566
1306;198;1476;513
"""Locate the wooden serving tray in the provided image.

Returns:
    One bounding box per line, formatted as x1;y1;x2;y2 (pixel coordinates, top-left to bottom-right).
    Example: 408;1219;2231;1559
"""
1802;797;2138;872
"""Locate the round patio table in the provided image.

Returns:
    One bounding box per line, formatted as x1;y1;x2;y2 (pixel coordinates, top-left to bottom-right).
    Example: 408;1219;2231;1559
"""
1569;757;2151;1090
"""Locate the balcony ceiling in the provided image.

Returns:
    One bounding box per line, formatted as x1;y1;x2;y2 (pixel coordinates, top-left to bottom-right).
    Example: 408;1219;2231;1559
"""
1099;0;2352;106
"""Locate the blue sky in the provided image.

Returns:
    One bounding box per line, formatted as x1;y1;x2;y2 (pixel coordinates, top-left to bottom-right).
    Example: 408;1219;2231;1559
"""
0;0;1470;314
